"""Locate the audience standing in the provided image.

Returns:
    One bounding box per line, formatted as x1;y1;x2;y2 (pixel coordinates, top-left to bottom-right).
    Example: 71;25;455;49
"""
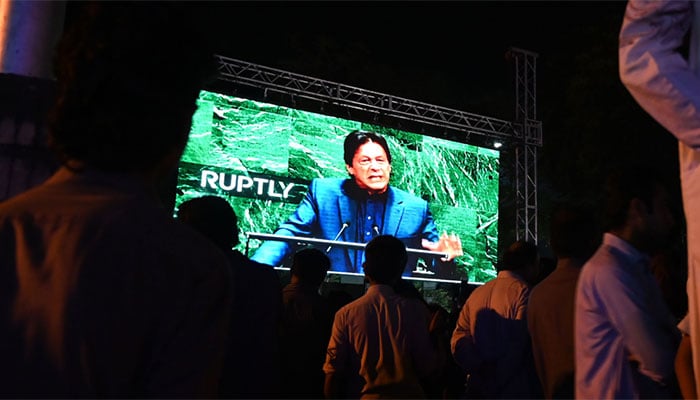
450;240;541;399
323;235;438;398
527;204;599;399
0;3;232;397
278;247;333;399
574;166;681;399
176;194;282;398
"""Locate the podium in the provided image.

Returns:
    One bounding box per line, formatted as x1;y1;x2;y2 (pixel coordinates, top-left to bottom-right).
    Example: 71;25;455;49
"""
245;232;448;259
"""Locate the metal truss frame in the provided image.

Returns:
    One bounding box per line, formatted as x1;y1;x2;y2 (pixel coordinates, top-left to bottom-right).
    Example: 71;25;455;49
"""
508;47;542;244
214;53;542;243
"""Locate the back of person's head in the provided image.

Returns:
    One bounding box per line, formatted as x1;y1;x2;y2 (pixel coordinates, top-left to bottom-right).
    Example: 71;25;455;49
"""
549;203;600;260
290;247;331;288
363;235;407;284
602;165;666;231
48;2;217;173
176;196;238;252
343;130;392;166
500;240;539;273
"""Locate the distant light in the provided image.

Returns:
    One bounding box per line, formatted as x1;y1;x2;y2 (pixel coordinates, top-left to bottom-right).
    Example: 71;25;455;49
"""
493;141;503;149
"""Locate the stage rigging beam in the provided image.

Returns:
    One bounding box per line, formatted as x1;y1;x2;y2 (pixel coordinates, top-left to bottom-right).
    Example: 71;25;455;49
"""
215;55;517;142
214;52;541;246
508;47;542;245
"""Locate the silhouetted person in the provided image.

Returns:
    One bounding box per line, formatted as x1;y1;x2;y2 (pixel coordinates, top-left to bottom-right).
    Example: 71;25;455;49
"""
450;240;542;399
0;3;231;397
176;195;282;398
650;240;689;323
575;165;680;398
424;302;465;399
527;203;599;399
278;247;333;399
326;288;356;317
620;0;700;389
323;235;438;398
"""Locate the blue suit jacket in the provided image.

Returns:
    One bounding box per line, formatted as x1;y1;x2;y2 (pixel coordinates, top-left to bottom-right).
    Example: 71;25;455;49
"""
250;178;441;275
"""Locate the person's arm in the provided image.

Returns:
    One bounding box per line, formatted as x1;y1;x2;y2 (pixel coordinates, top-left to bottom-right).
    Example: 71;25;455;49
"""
676;315;697;399
323;310;347;398
250;180;320;266
676;333;697;399
619;0;700;148
450;299;482;373
599;265;678;384
323;372;342;399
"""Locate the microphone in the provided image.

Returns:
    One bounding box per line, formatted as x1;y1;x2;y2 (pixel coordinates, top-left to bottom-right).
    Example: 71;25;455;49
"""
372;224;380;237
326;222;350;253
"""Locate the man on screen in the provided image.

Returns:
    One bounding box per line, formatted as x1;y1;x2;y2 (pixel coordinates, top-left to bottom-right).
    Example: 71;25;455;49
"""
251;129;463;277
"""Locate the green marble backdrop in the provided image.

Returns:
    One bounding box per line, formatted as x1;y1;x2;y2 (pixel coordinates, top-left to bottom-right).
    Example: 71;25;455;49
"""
175;91;500;283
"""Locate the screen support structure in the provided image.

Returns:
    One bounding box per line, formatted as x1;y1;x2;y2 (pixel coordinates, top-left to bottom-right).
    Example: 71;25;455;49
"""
507;47;542;244
213;51;542;244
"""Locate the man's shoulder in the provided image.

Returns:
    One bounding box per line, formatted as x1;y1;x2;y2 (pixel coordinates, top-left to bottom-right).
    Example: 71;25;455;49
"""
311;177;346;189
388;186;427;205
231;251;279;276
580;245;625;278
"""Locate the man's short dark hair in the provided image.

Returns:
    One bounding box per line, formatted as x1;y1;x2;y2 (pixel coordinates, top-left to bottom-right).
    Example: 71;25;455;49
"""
602;165;667;231
549;203;599;259
176;195;238;251
48;2;217;172
290;248;331;287
500;240;538;272
343;130;392;166
363;235;407;284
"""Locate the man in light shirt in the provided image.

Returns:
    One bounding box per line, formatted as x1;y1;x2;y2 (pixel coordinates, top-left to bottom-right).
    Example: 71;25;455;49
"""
619;0;700;391
574;166;680;398
451;240;542;399
323;235;438;398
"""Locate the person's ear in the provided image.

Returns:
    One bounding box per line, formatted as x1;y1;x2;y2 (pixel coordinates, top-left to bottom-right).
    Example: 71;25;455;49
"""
629;197;649;219
346;164;355;176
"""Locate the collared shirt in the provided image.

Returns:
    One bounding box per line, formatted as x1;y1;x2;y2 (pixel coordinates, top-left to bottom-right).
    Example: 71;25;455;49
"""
575;233;679;399
353;192;387;272
619;0;700;389
359;193;387;242
323;284;437;399
0;167;232;396
450;270;538;398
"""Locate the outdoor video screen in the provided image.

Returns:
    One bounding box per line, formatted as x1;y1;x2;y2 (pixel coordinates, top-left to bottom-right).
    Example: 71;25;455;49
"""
175;90;500;284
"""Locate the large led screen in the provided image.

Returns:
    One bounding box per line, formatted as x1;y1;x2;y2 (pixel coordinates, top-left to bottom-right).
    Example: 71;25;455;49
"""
175;90;500;284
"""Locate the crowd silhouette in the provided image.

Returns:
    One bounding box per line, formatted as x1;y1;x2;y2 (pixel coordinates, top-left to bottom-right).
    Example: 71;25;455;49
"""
0;1;697;399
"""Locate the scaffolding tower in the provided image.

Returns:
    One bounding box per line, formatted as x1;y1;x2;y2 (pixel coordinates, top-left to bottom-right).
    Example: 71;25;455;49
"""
508;47;542;244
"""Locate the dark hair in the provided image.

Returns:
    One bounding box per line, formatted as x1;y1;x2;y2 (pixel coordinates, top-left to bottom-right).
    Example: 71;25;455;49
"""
501;240;539;272
176;195;238;251
362;235;407;284
290;248;331;287
549;203;599;259
48;2;217;172
602;165;666;231
343;130;392;166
